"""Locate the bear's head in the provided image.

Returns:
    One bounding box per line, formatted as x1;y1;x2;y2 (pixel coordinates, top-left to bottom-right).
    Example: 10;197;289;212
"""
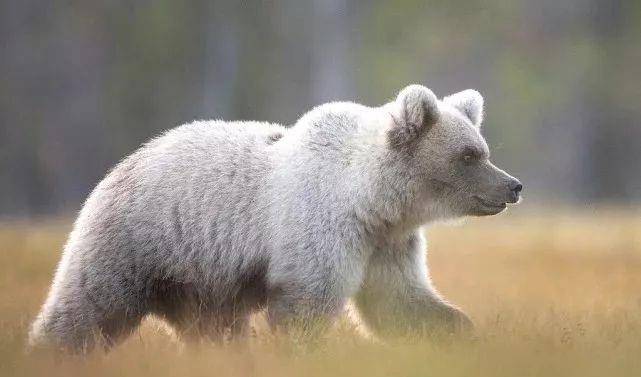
386;85;522;218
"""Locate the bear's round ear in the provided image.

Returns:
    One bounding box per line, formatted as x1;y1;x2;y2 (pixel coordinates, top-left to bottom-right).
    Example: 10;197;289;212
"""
443;89;484;126
388;85;440;147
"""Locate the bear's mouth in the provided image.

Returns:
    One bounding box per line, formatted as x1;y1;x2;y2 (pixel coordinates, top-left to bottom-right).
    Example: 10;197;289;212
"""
472;196;507;211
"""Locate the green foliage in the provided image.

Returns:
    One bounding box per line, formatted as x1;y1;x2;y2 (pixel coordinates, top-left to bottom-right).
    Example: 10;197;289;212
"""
2;1;641;215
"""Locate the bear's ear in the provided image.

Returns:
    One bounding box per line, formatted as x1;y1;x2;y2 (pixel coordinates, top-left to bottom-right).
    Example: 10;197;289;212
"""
388;85;440;147
443;89;484;126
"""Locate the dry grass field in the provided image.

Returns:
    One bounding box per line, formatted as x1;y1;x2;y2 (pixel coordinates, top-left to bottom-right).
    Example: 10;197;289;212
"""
1;208;641;376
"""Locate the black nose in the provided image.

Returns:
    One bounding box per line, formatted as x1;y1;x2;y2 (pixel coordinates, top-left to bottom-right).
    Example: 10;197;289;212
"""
509;180;523;194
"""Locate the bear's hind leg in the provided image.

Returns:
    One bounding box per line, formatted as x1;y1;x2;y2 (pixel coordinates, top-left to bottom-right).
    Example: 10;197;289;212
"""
30;296;145;354
95;310;145;350
30;263;148;354
30;303;99;354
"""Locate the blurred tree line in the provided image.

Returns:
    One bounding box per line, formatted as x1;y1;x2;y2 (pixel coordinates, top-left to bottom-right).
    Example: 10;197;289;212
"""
1;0;640;217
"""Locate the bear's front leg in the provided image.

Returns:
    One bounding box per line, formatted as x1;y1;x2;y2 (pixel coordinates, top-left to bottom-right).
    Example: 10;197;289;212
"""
266;284;347;341
354;233;473;338
265;243;364;341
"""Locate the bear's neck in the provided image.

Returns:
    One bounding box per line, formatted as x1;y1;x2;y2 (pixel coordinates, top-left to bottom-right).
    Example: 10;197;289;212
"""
352;145;445;237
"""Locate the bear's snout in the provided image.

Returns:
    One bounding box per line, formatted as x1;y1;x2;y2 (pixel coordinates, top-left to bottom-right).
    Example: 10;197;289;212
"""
507;179;523;203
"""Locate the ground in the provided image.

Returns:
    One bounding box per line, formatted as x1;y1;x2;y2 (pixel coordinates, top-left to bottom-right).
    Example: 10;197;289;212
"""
1;207;641;376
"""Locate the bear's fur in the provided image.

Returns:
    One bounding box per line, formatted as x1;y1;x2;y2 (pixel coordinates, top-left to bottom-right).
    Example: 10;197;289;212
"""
29;84;521;353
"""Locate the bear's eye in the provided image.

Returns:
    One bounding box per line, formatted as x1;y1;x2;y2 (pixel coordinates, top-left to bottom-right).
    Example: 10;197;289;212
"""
461;147;482;164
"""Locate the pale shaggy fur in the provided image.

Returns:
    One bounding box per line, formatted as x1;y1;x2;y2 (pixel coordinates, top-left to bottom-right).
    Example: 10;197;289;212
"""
29;84;521;352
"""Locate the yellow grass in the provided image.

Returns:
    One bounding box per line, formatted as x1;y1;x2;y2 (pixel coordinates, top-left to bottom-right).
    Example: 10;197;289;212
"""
2;207;641;376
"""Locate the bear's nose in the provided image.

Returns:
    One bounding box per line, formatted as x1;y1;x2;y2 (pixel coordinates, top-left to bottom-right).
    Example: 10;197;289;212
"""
508;179;523;202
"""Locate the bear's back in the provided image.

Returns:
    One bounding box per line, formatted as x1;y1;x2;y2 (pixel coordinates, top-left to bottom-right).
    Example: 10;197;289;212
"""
73;120;287;284
128;119;286;231
101;120;285;210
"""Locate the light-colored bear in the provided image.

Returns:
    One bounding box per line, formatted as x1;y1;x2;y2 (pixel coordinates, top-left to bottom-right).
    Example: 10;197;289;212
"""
29;84;522;353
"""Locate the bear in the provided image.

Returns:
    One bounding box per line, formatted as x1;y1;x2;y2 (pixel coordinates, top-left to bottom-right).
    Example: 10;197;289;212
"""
29;84;522;353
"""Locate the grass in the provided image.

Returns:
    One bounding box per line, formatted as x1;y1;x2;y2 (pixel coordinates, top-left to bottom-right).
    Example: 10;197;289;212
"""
1;207;641;376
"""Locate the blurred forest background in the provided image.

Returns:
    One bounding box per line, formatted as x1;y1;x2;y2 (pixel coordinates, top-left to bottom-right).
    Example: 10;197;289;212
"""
1;0;641;217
